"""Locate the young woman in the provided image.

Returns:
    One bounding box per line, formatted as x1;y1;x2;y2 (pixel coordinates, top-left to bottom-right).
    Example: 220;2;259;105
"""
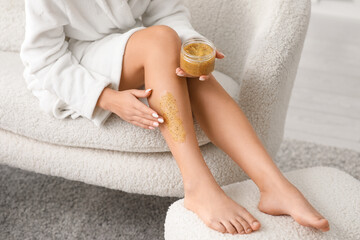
20;0;330;235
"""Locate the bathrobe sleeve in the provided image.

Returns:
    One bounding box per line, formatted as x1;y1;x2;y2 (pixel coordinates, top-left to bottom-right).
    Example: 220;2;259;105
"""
20;0;112;126
142;0;209;43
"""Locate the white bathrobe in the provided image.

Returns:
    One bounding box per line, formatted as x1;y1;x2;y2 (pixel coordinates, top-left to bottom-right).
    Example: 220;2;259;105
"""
20;0;207;127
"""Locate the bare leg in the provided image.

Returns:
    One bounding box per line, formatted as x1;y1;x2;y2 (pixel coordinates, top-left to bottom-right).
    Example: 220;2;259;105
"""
118;25;260;235
186;73;330;232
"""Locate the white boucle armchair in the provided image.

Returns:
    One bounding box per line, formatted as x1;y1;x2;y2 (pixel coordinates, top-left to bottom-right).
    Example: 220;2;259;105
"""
0;0;310;197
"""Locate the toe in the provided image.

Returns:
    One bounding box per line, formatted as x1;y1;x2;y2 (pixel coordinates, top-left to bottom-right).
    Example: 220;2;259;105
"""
230;218;244;234
208;220;227;234
315;218;330;232
240;208;260;230
251;220;261;231
221;220;237;235
236;216;252;234
296;212;330;232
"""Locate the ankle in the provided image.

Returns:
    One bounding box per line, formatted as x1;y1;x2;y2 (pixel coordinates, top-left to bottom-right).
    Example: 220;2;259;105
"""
258;175;294;194
183;175;221;196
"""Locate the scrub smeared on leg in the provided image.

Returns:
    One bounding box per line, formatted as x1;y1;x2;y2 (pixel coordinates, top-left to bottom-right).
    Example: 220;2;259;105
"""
159;92;186;143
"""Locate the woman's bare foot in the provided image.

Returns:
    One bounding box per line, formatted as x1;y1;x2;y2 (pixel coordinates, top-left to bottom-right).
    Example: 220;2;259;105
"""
184;179;261;235
258;181;330;232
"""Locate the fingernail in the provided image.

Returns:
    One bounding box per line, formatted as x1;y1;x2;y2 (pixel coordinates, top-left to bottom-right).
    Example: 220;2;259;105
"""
153;122;159;127
149;126;155;130
177;72;185;77
221;52;226;57
152;113;159;118
199;76;206;81
145;88;152;93
158;118;164;123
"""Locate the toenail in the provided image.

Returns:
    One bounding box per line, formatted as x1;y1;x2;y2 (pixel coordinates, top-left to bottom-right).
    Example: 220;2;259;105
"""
240;230;245;234
246;228;252;233
252;221;259;227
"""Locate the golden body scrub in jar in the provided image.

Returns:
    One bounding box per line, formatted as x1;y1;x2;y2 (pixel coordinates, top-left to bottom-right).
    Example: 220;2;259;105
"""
180;38;216;77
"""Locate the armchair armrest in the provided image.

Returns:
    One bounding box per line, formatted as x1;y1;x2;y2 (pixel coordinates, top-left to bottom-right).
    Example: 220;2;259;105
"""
237;0;311;158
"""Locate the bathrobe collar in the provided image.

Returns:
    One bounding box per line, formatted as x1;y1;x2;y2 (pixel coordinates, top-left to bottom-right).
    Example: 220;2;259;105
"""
95;0;136;29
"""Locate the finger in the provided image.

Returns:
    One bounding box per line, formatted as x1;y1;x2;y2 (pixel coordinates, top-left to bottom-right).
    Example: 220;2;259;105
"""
176;68;210;81
130;88;153;98
130;94;162;120
176;67;197;78
135;109;164;124
132;115;160;128
129;120;151;130
199;75;210;81
216;50;226;59
134;101;164;123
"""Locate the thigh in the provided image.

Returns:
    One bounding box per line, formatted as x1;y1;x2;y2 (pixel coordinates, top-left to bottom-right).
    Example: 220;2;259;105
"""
118;25;182;91
187;73;235;112
118;28;147;91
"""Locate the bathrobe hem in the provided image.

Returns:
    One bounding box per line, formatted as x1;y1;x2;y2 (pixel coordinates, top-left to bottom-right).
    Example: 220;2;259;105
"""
77;26;147;127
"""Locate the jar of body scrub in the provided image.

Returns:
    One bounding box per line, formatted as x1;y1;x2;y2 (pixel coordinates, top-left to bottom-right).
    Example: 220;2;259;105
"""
180;38;216;77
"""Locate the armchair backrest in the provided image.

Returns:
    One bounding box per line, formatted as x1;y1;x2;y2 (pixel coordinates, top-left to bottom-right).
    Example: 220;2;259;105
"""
0;0;311;86
184;0;311;84
0;0;25;53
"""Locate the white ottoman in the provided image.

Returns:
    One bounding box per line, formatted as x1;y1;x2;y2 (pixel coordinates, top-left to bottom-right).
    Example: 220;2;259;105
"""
164;167;360;240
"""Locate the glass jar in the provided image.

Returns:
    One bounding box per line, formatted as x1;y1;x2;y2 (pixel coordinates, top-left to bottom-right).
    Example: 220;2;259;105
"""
180;38;216;77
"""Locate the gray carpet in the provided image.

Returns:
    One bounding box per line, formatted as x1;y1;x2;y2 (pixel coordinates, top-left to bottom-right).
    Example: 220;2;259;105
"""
1;138;359;240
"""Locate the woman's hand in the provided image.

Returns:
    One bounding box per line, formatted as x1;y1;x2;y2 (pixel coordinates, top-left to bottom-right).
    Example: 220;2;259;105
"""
97;87;164;130
175;49;226;81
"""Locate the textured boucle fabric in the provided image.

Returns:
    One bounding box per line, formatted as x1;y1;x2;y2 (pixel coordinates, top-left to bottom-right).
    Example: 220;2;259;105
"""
0;51;241;152
0;0;311;156
0;128;247;197
0;0;24;52
0;0;310;155
165;167;360;240
186;0;311;158
0;0;311;195
19;0;212;127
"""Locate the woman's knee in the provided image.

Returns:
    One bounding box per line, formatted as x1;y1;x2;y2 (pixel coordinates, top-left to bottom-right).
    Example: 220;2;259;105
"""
144;25;182;57
118;26;181;90
147;25;181;45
